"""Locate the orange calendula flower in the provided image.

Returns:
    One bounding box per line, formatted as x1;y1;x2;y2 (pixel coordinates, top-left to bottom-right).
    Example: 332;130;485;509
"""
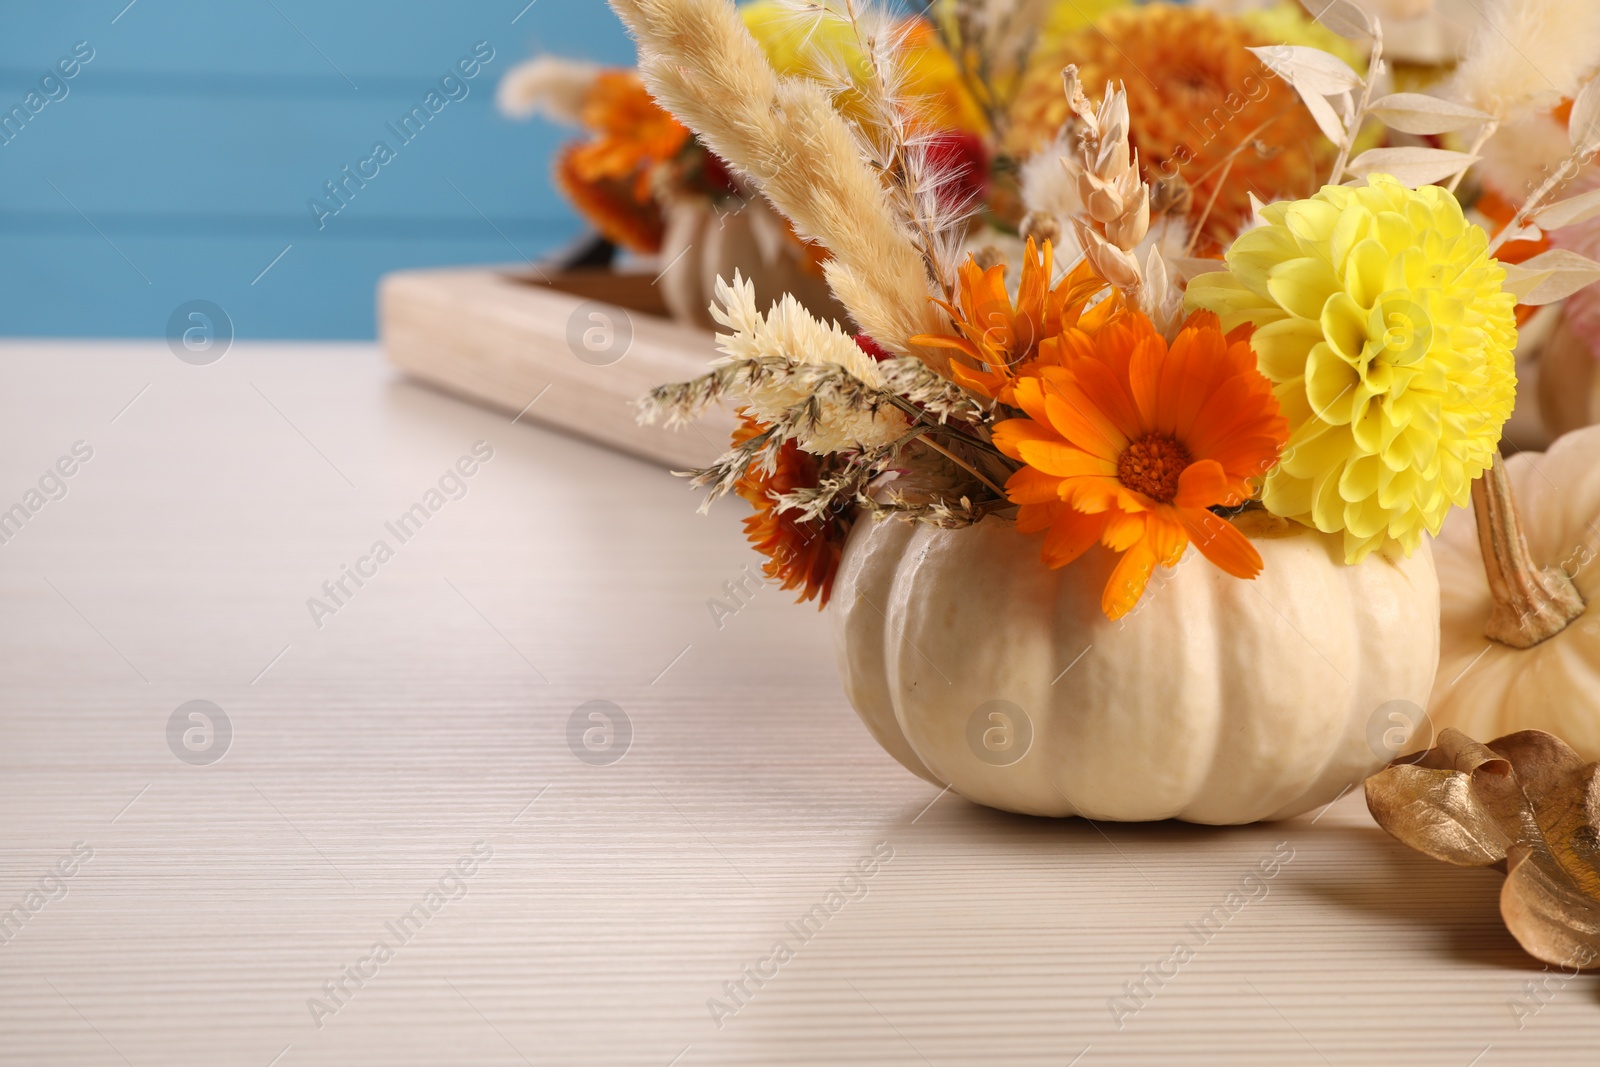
992;309;1289;619
912;239;1120;403
732;415;851;608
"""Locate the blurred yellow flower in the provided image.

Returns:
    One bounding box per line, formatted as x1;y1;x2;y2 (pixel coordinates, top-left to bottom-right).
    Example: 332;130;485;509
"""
740;0;986;135
1184;174;1518;563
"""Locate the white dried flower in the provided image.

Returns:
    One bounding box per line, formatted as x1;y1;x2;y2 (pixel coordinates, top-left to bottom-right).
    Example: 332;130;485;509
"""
1450;0;1600;119
709;275;908;454
1477;111;1574;202
497;56;604;123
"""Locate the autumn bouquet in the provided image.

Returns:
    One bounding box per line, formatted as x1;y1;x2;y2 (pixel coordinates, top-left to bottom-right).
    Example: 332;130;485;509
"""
610;0;1600;842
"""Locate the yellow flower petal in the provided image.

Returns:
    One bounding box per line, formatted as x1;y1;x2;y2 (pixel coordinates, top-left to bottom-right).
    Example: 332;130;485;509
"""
1267;258;1341;321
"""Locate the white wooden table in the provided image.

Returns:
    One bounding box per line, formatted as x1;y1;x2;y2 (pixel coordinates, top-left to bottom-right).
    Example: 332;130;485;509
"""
0;342;1587;1066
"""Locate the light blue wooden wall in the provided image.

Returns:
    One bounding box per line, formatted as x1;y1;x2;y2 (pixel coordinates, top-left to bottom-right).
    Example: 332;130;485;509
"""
0;0;638;338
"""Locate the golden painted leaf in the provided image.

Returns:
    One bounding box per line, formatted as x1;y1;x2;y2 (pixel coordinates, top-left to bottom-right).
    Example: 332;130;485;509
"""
1366;728;1600;969
1364;729;1512;867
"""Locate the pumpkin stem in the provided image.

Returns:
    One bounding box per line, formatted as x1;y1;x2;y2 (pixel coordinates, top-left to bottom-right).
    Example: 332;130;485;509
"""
1472;454;1585;648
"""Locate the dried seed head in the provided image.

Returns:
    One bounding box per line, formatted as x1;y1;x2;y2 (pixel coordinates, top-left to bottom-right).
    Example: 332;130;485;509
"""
972;244;1006;272
1021;211;1061;247
1105;185;1150;250
1149;174;1192;218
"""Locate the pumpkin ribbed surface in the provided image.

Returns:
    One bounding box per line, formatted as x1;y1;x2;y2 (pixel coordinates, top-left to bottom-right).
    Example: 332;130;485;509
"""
833;512;1439;824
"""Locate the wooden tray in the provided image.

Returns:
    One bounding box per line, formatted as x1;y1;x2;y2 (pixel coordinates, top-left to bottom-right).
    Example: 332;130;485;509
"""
379;264;733;469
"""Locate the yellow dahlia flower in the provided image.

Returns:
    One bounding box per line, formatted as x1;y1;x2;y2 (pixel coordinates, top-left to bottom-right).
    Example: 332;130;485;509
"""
1184;174;1518;563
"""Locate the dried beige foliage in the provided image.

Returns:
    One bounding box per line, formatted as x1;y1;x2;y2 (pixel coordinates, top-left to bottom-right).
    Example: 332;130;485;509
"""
1366;728;1600;969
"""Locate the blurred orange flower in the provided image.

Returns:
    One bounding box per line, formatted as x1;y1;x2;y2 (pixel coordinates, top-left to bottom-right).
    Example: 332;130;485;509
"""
1010;5;1342;254
551;70;692;253
567;70;690;198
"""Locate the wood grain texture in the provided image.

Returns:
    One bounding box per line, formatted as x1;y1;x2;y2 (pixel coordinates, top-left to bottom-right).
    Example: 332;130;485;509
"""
380;266;735;470
0;342;1592;1066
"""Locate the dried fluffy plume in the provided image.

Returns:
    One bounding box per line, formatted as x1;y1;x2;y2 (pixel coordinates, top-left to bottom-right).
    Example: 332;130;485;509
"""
709;273;909;454
608;0;951;371
496;56;604;123
1450;0;1600;119
1019;130;1082;228
1475;110;1572;201
711;274;884;387
777;2;971;301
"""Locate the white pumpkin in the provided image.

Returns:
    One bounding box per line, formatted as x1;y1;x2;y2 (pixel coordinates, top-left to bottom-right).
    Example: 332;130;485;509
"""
1431;426;1600;757
832;510;1441;824
656;196;847;330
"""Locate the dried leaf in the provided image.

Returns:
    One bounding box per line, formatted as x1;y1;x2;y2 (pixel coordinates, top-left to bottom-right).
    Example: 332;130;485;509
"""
1366;728;1600;969
1571;75;1600;158
1364;764;1511;867
1367;93;1494;135
1296;0;1373;41
1247;45;1364;96
1344;146;1478;187
1367;729;1517;866
1533;187;1600;231
1240;46;1354;146
1300;85;1349;145
1500;222;1544;246
1503;843;1600;971
1501;249;1600;305
1247;192;1269;223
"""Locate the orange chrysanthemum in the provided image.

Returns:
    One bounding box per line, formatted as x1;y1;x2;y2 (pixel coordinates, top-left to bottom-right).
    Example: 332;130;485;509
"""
1009;5;1340;254
568;71;691;197
732;415;851;608
552;70;692;253
992;309;1289;619
554;144;666;252
911;239;1121;403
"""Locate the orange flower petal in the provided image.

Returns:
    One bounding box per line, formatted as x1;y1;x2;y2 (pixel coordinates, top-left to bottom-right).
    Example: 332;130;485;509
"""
1177;508;1264;580
1044;386;1128;461
992;417;1061;462
1016;439;1119;479
1173;459;1233;509
1102;510;1147;552
1127;333;1169;432
1070;352;1143;438
1005;465;1067;506
1010;375;1053;427
1041;508;1109;568
949;361;1003;400
1102;538;1158;620
1145;512;1189;567
1061;476;1131;515
912;333;985;360
1016;501;1064;534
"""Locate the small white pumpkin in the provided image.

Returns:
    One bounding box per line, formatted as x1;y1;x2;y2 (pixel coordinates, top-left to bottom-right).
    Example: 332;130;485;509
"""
1431;426;1600;757
657;196;846;330
832;510;1440;824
